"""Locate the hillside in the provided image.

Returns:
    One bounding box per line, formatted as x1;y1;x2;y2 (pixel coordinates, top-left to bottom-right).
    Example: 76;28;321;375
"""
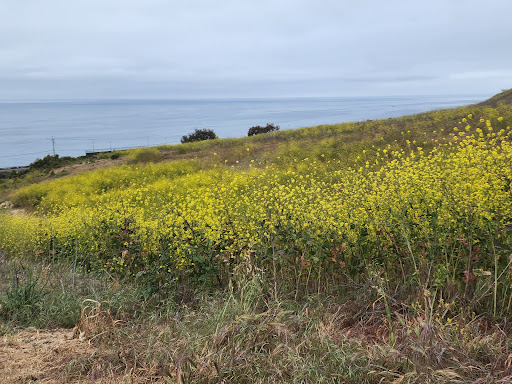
2;98;510;197
1;93;512;383
479;87;512;107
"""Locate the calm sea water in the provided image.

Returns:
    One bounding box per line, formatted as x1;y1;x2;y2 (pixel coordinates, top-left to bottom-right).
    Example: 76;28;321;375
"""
0;95;485;168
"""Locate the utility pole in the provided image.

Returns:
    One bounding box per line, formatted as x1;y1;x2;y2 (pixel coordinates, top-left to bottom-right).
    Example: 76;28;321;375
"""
51;137;56;157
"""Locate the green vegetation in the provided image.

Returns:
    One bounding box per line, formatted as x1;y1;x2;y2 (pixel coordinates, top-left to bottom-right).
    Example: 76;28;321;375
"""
1;93;512;382
479;87;512;107
126;147;163;164
0;263;82;329
29;154;75;171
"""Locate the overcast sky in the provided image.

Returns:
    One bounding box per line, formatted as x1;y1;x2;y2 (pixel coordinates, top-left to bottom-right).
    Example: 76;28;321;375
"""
1;0;511;100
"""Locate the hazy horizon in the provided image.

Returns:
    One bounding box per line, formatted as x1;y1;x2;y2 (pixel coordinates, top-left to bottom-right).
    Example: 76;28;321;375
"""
0;92;494;104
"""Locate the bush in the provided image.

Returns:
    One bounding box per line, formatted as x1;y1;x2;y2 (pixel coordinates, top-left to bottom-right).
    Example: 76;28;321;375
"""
181;129;218;144
29;154;74;171
248;123;280;136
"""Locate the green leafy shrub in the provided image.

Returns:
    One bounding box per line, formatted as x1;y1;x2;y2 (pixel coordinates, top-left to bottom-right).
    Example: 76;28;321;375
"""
29;154;74;171
181;129;218;143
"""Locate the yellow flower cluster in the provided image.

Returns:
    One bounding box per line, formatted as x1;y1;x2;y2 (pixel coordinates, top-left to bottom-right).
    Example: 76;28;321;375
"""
1;113;511;309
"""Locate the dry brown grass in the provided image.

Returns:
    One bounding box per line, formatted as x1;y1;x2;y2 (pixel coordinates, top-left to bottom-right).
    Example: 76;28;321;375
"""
0;327;93;383
3;295;512;383
0;298;167;384
54;157;124;177
0;326;170;383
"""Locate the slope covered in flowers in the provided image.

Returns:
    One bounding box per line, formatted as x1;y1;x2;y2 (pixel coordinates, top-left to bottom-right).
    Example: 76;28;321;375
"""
1;108;512;314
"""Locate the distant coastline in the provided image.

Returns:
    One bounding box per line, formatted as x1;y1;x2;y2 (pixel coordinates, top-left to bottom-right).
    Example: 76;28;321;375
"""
0;94;486;168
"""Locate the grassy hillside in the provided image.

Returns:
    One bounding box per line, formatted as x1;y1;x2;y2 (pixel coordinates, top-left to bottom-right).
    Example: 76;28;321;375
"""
479;88;512;107
0;102;507;195
1;96;512;383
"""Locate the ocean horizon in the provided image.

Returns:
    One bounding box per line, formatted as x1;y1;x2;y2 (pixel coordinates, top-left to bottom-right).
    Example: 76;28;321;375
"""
0;94;487;168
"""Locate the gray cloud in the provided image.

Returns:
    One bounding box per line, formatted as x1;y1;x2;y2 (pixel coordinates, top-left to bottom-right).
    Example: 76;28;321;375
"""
1;0;511;99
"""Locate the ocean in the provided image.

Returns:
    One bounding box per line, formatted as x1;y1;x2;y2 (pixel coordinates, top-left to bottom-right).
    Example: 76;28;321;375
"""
0;95;486;168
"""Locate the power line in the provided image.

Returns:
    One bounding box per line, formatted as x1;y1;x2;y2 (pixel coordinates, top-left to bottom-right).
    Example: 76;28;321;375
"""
48;137;93;141
2;140;50;145
0;150;51;158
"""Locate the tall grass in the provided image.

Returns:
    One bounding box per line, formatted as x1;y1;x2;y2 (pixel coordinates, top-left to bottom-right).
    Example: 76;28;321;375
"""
4;262;509;383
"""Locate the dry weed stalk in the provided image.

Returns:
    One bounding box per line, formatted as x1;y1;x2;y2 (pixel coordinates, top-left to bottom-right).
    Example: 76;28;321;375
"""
73;299;123;342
